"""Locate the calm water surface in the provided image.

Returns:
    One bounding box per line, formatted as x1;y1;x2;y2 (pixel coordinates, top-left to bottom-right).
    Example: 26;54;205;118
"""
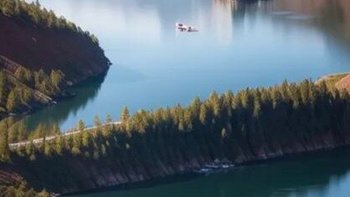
26;0;350;196
70;149;350;197
25;0;350;130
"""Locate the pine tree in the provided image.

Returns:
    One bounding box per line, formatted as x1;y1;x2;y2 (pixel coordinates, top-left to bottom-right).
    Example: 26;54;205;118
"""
77;120;85;132
82;130;91;147
0;71;6;104
121;107;130;123
50;70;64;91
51;123;61;135
6;90;17;112
55;136;63;155
94;115;102;129
0;120;10;161
199;104;208;125
209;91;221;117
106;114;113;124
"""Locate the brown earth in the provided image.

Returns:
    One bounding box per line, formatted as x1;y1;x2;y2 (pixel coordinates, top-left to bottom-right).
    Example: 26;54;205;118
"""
335;74;350;91
0;12;110;84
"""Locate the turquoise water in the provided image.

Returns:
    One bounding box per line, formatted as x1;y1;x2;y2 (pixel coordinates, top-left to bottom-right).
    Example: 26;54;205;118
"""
23;0;350;196
70;149;350;197
25;0;350;130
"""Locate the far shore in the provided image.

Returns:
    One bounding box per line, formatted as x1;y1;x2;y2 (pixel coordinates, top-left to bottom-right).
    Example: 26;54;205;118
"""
316;72;350;84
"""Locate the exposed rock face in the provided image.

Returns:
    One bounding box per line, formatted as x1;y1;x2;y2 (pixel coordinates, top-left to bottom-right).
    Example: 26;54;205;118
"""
0;12;110;84
336;74;350;91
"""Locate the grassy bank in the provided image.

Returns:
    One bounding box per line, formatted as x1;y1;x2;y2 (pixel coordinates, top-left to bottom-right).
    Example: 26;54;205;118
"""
316;72;349;88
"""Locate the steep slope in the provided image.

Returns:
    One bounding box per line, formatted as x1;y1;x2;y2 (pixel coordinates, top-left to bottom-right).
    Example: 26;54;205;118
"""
316;72;350;91
0;11;110;84
0;56;58;117
335;74;350;91
0;1;110;116
1;79;350;195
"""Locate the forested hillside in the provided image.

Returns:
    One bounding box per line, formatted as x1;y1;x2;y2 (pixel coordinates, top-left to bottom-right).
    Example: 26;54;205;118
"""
0;56;68;117
0;0;110;116
1;79;350;195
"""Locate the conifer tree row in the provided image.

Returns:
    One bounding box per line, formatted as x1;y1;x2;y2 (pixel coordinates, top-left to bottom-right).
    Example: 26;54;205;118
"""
0;66;65;114
2;79;350;164
1;79;350;194
0;179;50;197
0;0;99;45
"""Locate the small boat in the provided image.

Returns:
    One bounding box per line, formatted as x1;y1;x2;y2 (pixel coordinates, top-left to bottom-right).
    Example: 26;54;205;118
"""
193;158;235;175
176;22;198;32
222;164;233;169
193;168;213;176
204;164;220;169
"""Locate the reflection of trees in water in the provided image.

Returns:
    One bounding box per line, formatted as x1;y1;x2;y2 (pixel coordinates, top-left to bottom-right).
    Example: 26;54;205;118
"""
262;0;350;47
223;0;350;52
214;0;238;8
23;70;108;131
211;0;237;44
209;149;350;197
316;0;350;45
106;148;350;197
268;0;350;53
209;0;270;44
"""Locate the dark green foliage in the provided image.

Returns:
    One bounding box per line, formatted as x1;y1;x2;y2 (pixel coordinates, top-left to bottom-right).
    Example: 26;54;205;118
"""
0;71;6;104
0;0;109;117
6;90;17;112
77;120;86;132
121;107;130;123
0;119;10;161
0;65;66;114
8;119;27;143
0;179;49;197
0;0;99;45
50;70;65;92
3;79;350;193
5;79;350;163
28;123;60;141
34;69;64;96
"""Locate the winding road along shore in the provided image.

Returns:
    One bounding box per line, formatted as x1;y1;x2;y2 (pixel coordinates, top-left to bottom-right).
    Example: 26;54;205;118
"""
9;121;122;149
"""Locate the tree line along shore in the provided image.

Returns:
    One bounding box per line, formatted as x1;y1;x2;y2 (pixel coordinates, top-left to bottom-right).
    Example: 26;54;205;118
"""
2;0;350;196
2;76;350;195
0;0;110;118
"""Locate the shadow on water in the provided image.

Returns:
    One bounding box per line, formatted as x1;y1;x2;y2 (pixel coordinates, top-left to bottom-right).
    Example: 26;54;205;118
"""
68;147;350;197
228;0;350;50
19;0;350;196
30;0;350;132
313;0;350;57
232;0;350;70
106;64;146;84
23;70;109;131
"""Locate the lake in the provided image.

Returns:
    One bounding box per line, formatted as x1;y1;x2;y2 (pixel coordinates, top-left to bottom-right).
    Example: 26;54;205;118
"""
24;0;350;131
70;148;350;197
26;0;350;196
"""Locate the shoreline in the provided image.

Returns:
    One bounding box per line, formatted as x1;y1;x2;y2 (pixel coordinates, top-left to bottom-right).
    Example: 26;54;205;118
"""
62;145;350;196
315;71;350;84
0;67;110;121
3;72;350;196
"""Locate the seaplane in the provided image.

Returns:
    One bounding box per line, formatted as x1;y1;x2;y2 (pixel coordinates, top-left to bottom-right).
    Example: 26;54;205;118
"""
176;23;198;32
